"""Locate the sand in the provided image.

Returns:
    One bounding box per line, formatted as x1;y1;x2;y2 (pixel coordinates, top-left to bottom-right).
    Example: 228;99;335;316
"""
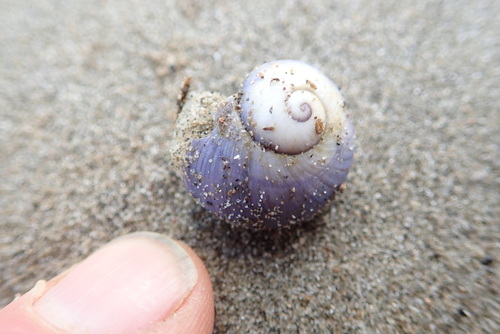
1;0;498;333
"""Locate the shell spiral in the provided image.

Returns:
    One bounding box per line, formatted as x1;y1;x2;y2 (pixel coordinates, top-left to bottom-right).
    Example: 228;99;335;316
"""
173;60;354;229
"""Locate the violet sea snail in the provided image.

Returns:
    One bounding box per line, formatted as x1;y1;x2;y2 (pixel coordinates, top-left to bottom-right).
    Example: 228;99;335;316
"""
172;60;354;229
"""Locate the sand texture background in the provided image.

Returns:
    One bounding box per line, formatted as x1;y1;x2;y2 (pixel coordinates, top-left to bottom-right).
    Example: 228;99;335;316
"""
1;0;499;333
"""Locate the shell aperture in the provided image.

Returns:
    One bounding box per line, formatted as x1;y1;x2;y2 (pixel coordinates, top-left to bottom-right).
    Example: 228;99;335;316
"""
172;60;354;229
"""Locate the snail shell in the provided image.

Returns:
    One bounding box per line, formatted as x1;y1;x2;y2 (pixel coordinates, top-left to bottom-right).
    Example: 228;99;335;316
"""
172;60;354;229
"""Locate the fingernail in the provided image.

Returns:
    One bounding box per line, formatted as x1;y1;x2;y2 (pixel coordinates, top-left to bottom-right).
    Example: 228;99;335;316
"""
33;232;198;334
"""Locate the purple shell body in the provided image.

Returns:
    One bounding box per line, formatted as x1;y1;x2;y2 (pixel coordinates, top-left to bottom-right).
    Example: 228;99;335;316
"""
177;60;354;229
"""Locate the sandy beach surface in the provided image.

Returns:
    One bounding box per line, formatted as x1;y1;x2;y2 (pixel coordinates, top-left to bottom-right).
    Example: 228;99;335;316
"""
1;0;498;333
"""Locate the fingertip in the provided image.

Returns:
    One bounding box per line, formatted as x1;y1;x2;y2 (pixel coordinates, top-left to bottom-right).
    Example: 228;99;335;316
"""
0;280;57;334
141;240;215;334
0;233;215;334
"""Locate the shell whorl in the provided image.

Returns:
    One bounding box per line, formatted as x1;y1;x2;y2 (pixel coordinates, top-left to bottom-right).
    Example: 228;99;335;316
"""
241;60;344;155
173;60;354;229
